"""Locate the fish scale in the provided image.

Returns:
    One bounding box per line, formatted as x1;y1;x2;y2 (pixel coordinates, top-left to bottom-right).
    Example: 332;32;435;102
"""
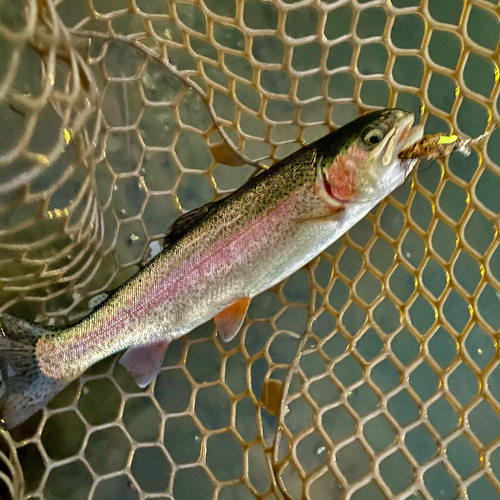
0;108;423;429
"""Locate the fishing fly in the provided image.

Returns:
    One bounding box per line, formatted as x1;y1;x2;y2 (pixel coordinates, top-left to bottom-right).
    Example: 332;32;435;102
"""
398;131;489;161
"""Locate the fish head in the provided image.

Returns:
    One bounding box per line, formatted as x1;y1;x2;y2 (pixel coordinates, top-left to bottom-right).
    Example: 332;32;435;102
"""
315;108;424;207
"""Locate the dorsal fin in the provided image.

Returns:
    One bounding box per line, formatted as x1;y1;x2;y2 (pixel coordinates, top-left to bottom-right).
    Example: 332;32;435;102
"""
164;201;218;249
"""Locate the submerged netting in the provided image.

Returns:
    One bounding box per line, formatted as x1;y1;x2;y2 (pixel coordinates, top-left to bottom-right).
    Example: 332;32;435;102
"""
1;0;500;499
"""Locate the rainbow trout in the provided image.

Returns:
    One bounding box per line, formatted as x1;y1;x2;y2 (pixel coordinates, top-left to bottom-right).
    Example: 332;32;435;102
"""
0;109;423;429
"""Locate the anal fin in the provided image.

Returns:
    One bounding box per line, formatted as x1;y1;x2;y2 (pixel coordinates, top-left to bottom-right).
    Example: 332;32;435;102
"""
215;297;251;343
119;341;170;388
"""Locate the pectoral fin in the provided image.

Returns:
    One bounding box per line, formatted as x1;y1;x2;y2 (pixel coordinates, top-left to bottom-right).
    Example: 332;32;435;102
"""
215;297;251;342
119;341;170;388
293;207;345;223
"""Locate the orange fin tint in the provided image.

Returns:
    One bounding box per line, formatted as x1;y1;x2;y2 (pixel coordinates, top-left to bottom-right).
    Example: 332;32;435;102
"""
215;297;251;342
261;378;284;417
209;141;247;166
119;341;170;388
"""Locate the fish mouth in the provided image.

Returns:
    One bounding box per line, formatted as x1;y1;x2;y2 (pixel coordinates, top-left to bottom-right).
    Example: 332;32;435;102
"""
392;114;424;173
380;112;422;167
396;114;424;153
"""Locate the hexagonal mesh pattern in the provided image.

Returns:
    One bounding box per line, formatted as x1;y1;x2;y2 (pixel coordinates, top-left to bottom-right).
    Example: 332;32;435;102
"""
1;0;500;499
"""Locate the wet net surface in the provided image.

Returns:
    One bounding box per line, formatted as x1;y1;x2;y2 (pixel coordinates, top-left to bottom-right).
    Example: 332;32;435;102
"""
1;0;500;499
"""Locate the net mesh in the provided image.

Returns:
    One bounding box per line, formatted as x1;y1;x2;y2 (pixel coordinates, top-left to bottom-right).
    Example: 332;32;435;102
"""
1;0;500;499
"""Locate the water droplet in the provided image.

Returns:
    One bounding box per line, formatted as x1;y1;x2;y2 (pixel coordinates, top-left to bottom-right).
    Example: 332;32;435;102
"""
114;185;119;191
478;348;483;355
139;176;148;192
83;386;90;395
64;128;73;145
120;208;126;215
149;240;162;259
316;446;326;456
130;233;140;242
194;434;201;443
405;251;411;259
88;293;109;309
141;73;154;89
305;338;317;349
37;154;50;166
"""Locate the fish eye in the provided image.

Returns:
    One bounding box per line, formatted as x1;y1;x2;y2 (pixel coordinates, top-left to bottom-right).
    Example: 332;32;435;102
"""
363;127;386;146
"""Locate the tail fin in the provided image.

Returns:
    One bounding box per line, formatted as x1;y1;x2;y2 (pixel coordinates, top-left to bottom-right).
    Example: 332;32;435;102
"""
0;314;67;430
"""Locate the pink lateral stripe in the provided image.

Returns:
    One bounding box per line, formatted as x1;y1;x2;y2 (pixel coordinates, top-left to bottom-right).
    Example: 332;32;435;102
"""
67;187;304;354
